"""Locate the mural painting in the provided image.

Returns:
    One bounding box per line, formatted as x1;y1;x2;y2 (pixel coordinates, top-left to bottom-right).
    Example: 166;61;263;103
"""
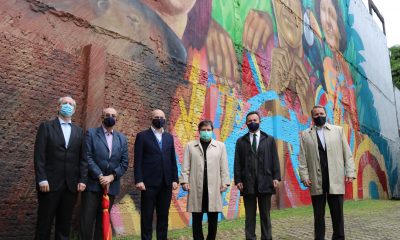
3;0;397;236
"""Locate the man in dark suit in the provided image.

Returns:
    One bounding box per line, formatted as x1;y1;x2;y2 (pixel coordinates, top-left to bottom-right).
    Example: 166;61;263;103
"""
234;111;281;240
79;107;129;240
34;96;87;240
134;109;179;240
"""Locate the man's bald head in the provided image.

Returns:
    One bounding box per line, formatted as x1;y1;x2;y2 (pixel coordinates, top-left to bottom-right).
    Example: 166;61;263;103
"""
151;109;165;119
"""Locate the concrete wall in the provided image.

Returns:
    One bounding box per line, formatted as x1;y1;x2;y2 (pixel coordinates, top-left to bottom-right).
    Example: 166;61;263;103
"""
0;0;399;238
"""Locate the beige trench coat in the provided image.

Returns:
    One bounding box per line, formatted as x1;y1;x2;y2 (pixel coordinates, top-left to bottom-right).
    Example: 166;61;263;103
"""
180;139;230;212
299;123;356;196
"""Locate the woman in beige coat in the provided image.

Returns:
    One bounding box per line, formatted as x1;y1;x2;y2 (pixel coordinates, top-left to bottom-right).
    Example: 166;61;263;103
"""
180;120;230;240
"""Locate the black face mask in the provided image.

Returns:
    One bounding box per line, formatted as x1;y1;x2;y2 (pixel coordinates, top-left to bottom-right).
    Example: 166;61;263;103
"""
152;118;165;129
247;122;260;132
103;117;116;127
313;116;326;127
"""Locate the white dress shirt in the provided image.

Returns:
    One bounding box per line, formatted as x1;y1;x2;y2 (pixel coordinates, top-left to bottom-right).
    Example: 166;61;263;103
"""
249;129;261;151
316;126;326;150
39;117;72;186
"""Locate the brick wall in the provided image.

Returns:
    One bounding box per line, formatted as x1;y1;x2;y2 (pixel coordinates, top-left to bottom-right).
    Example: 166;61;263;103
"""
0;32;85;239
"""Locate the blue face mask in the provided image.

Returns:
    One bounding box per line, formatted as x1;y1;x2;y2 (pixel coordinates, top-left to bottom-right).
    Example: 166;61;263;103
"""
200;131;213;141
60;104;74;117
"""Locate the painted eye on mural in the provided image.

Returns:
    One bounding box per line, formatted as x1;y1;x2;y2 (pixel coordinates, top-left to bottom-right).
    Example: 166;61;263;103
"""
303;11;314;46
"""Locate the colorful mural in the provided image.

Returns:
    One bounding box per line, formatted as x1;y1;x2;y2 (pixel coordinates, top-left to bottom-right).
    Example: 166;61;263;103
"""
30;0;398;236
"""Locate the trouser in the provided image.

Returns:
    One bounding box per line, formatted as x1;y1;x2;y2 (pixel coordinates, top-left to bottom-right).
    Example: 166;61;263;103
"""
35;184;77;240
79;191;115;240
311;193;344;240
192;212;219;240
243;193;272;240
140;185;173;240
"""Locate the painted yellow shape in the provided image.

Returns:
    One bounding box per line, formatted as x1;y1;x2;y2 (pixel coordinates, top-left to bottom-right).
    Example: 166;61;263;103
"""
111;194;141;236
220;93;238;141
353;135;388;200
175;51;207;147
362;165;388;199
250;53;267;92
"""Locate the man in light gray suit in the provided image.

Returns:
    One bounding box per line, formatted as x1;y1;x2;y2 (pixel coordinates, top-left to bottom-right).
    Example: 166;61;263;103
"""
299;105;355;240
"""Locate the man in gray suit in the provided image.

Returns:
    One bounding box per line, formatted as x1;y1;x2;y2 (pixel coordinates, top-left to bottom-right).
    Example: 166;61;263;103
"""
299;105;356;240
80;107;129;240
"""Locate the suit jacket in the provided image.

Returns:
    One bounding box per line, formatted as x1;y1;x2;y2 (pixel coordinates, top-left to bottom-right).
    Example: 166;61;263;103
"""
134;128;178;187
34;118;87;193
180;139;230;212
299;123;356;195
234;131;281;195
85;127;129;196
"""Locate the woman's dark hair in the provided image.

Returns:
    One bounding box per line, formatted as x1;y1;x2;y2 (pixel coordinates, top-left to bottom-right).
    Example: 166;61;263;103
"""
198;120;214;131
182;0;213;50
246;111;261;121
315;0;347;52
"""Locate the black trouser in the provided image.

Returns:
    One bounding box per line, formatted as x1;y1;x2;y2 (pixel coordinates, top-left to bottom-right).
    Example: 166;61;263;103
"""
311;194;344;240
79;191;115;240
192;212;219;240
243;194;272;240
140;185;172;240
35;184;77;240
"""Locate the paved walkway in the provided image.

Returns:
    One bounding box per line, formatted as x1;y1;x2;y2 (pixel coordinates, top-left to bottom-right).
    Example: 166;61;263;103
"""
168;200;400;240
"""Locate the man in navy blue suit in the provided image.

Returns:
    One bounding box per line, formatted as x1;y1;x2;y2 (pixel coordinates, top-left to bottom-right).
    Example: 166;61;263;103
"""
79;107;129;240
134;109;179;240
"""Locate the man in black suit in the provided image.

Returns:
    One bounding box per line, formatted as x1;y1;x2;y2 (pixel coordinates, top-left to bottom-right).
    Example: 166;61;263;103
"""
134;109;179;240
79;107;129;240
234;111;281;240
34;96;87;240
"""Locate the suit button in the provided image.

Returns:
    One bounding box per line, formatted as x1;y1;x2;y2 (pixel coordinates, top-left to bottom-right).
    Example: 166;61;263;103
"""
317;169;320;172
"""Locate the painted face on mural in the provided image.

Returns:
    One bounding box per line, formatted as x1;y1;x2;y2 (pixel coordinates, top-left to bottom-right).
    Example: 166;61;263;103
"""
141;0;196;16
274;0;303;49
320;0;340;50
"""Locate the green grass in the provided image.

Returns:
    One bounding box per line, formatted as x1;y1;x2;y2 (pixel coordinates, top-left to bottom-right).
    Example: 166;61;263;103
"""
114;199;399;240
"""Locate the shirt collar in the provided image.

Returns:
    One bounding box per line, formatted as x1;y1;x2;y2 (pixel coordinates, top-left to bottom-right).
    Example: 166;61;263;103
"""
250;129;261;136
151;126;164;134
102;125;113;134
58;117;71;125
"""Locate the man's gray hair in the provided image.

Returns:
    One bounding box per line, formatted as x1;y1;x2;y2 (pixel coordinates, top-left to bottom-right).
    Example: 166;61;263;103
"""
58;96;76;107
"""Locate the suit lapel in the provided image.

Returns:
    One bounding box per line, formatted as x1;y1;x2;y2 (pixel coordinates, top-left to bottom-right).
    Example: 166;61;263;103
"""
52;118;66;149
68;124;77;149
148;129;162;153
310;126;320;160
194;140;204;156
110;132;119;158
97;127;109;152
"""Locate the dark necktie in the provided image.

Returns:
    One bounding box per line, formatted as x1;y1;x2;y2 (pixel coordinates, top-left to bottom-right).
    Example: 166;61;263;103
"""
252;133;257;153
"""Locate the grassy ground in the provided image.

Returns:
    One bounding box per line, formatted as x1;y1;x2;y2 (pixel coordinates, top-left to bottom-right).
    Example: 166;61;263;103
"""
114;199;399;240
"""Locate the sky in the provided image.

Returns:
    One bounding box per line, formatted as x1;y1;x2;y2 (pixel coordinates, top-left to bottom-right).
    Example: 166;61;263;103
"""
361;0;400;47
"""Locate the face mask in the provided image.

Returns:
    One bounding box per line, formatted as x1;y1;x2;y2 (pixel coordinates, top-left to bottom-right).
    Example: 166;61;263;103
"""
103;117;116;127
313;116;326;127
60;104;74;117
152;118;165;129
247;122;259;132
200;131;213;141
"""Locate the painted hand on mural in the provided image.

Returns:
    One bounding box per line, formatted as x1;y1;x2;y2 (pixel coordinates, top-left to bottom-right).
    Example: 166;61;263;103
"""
243;9;273;52
269;47;295;93
206;20;240;91
268;47;313;116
